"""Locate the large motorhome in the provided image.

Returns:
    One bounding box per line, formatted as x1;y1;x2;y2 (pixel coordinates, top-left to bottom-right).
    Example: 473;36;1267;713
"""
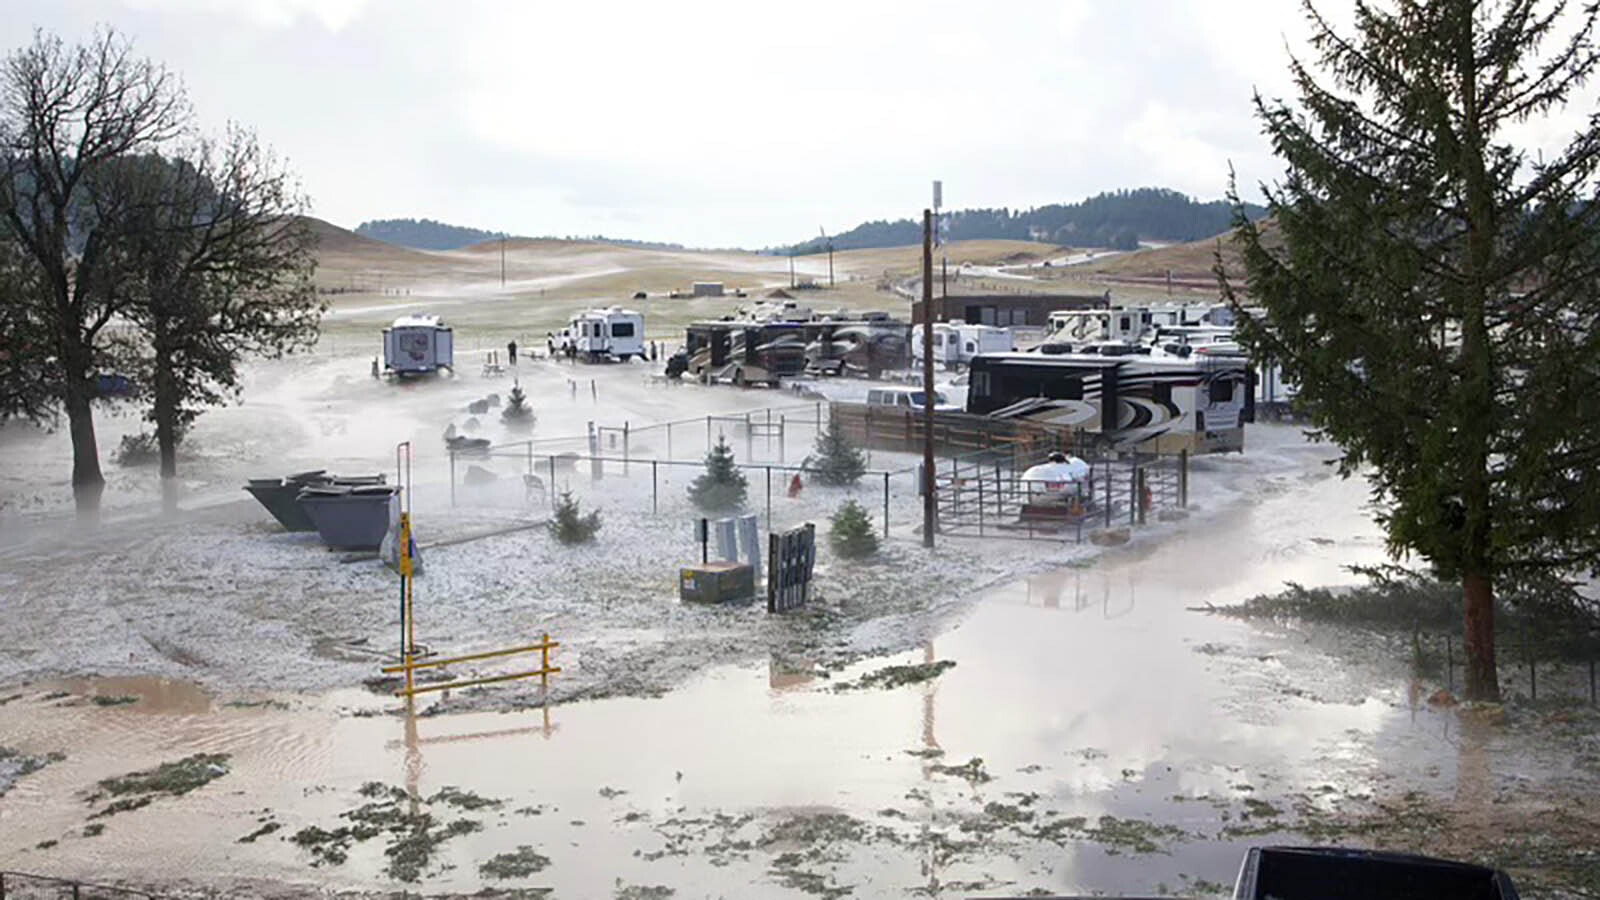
382;314;454;376
804;319;912;377
684;321;808;386
563;307;646;361
965;351;1250;454
1046;308;1153;344
911;321;1014;370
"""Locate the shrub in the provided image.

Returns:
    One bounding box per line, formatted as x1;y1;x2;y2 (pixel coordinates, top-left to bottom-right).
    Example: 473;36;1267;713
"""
502;381;535;427
829;499;879;559
805;418;866;486
112;432;160;467
548;490;601;544
688;435;747;511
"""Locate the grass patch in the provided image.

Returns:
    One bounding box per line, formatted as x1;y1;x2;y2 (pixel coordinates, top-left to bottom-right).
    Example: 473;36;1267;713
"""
834;660;955;692
89;695;138;707
81;823;104;838
87;754;229;817
929;757;992;785
290;782;497;882
238;821;281;843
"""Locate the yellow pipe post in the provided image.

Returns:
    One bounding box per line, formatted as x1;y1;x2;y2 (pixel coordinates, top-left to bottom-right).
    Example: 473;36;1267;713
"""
381;638;560;674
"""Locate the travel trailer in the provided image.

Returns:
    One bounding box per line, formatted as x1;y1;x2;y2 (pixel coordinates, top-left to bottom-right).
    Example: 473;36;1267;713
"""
681;321;808;386
562;307;646;361
1045;308;1152;344
965;351;1250;453
739;298;813;323
865;386;960;412
382;315;454;376
911;321;1014;369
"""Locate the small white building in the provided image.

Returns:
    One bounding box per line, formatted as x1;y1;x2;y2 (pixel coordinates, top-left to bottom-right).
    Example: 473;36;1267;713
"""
692;281;725;297
562;307;646;361
382;314;453;375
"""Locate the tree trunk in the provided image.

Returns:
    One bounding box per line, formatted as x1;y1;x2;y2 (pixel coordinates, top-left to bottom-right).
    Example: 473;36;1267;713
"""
1462;571;1499;701
63;374;105;516
154;357;180;512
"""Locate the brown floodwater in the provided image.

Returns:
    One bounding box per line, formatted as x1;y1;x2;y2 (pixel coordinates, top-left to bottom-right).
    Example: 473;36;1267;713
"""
0;464;1544;897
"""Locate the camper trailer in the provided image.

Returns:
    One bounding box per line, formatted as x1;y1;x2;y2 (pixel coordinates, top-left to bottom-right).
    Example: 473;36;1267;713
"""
382;315;454;376
1045;308;1152;344
911;322;1014;370
563;307;646;361
804;319;912;377
965;351;1250;454
683;321;808;386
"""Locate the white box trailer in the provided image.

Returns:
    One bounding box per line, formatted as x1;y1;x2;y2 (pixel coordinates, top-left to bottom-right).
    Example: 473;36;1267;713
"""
562;307;646;361
382;315;453;375
912;321;1015;369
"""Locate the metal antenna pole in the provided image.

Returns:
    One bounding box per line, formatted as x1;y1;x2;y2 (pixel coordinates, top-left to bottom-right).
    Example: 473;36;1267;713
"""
921;209;937;548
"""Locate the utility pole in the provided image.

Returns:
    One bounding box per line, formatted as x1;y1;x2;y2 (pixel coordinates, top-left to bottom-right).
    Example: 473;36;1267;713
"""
933;180;946;298
789;253;796;289
921;208;936;548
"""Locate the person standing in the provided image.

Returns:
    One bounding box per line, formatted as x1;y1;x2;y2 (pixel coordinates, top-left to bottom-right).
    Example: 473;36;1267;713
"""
507;339;518;366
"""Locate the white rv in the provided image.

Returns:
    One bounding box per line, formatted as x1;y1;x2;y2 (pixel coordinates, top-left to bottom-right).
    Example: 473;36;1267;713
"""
382;315;454;376
563;307;646;361
911;321;1015;369
1046;308;1152;344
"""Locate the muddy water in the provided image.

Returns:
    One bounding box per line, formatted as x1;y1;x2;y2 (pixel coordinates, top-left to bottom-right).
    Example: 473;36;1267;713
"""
0;465;1498;897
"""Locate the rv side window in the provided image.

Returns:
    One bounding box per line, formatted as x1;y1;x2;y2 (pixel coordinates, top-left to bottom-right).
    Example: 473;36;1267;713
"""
867;390;884;405
972;372;991;397
611;322;635;338
1119;315;1131;332
1208;379;1233;403
1043;379;1084;401
1153;383;1173;406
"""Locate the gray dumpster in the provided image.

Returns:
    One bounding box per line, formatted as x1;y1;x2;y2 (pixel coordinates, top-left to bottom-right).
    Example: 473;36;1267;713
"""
298;484;401;550
245;472;387;532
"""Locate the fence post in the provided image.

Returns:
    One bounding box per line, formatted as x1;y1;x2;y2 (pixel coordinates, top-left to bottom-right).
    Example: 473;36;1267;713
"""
1104;460;1112;528
865;405;873;467
667;421;674;459
779;415;786;463
977;471;985;536
1446;634;1454;692
623;421;630;476
706;415;712;450
590;379;597;402
765;465;772;531
883;474;896;534
1179;448;1189;508
652;460;658;514
1137;468;1147;525
449;448;457;508
1129;465;1137;527
995;463;1003;519
548;454;557;498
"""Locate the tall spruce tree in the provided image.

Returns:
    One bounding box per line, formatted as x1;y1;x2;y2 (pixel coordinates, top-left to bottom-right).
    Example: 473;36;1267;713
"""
1221;0;1600;700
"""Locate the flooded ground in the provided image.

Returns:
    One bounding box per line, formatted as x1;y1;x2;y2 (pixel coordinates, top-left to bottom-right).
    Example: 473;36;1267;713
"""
7;449;1596;898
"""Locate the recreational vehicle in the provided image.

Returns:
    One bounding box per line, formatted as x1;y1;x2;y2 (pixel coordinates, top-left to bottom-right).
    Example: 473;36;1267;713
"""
683;321;808;386
804;319;912;377
382;315;454;376
911;322;1014;369
965;352;1250;454
865;386;960;413
563;307;646;361
1046;308;1152;344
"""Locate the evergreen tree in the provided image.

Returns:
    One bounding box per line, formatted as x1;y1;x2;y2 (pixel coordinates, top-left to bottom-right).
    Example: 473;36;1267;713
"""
805;418;867;486
1220;0;1600;701
502;380;535;428
688;435;747;511
829;499;879;559
548;490;601;545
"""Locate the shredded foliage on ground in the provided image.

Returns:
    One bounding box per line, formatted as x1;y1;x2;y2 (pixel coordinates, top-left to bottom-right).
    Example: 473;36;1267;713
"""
290;782;495;882
89;694;138;707
87;754;230;818
929;756;992;784
480;845;552;879
833;659;955;692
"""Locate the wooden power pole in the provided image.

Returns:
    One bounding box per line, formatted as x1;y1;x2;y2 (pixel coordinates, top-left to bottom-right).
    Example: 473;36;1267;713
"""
921;208;936;548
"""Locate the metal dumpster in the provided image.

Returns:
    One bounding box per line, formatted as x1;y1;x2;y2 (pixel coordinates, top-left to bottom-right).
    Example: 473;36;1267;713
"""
1232;846;1519;900
245;478;318;531
246;472;387;532
297;484;400;550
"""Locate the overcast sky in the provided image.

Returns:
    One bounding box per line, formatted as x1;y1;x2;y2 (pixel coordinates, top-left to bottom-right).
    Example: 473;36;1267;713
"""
3;1;1590;248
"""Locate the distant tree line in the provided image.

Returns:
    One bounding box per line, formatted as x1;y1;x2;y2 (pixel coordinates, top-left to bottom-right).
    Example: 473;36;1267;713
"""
355;218;508;251
779;188;1268;255
0;28;320;515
